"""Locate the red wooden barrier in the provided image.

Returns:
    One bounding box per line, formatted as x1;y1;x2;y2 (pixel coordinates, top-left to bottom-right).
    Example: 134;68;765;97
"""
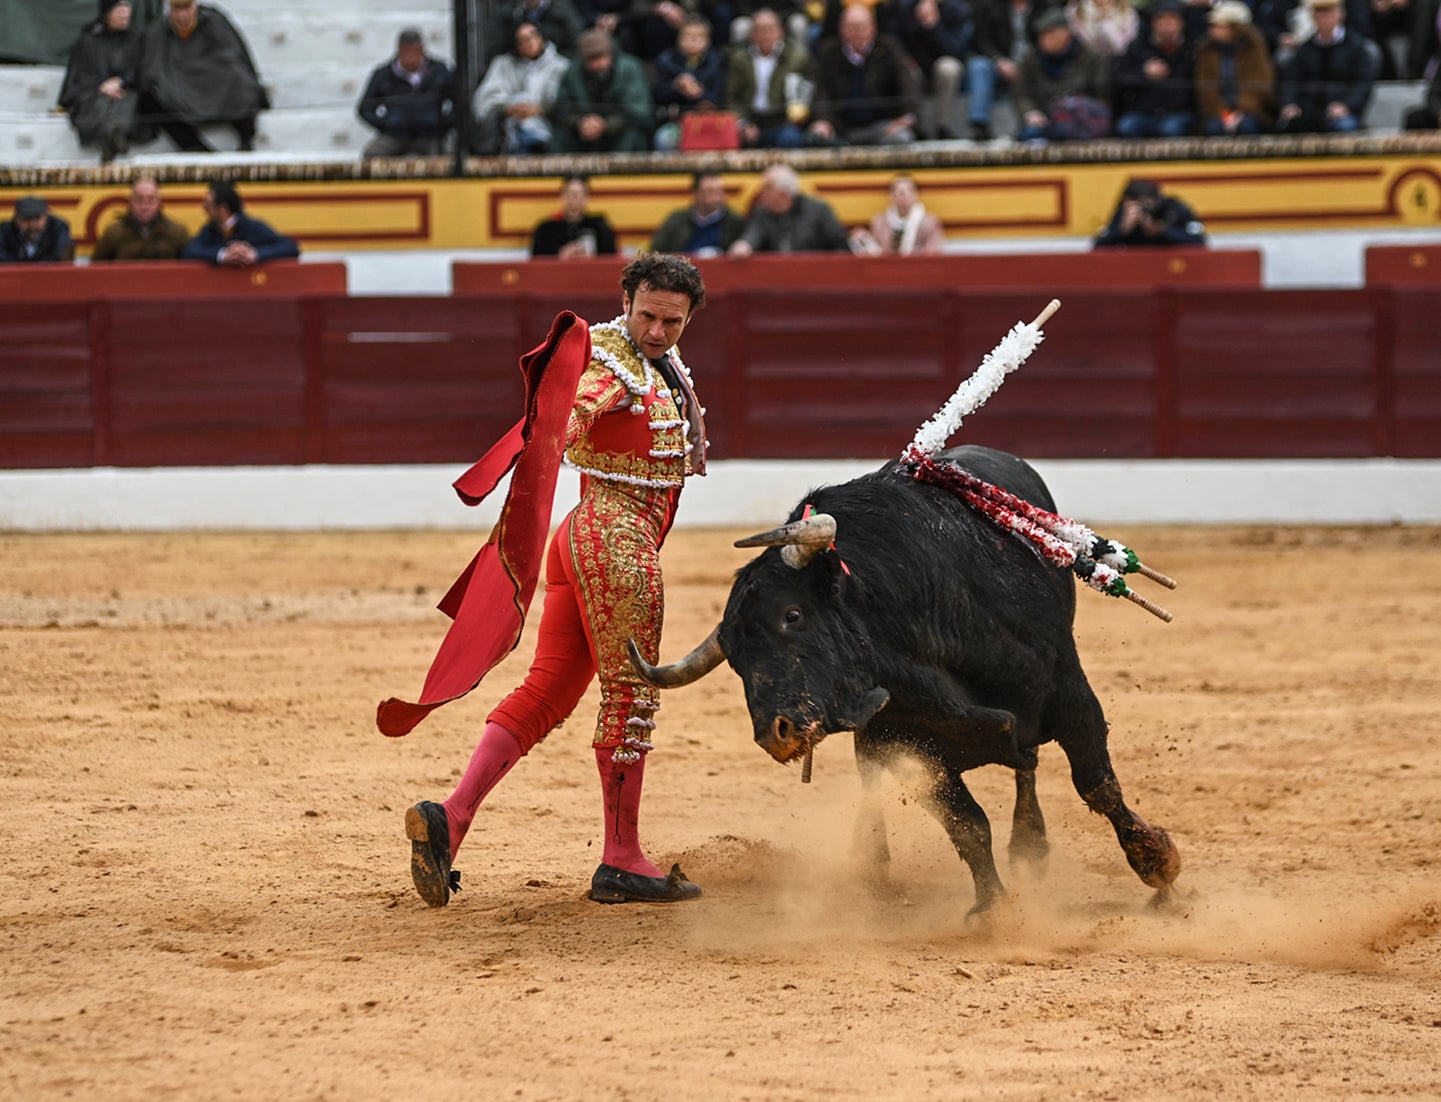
0;260;346;302
1364;244;1441;285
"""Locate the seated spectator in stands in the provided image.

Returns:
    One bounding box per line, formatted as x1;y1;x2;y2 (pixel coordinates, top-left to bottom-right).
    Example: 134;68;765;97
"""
182;181;300;267
1066;0;1139;58
484;0;586;64
726;8;815;148
895;0;973;140
1014;9;1112;140
0;196;75;264
550;29;654;152
1093;177;1207;247
848;173;946;254
1112;0;1195;137
358;29;456;159
626;0;707;62
59;0;152;164
964;0;1053;140
1276;0;1376;132
137;0;268;152
649;170;746;255
727;164;850;255
1402;54;1441;128
91;177;190;261
808;3;922;145
531;175;620;258
653;17;728;150
473;22;571;155
1194;0;1275;134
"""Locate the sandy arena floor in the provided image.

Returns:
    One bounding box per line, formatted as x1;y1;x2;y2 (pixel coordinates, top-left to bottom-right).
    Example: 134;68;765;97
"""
2;524;1439;1101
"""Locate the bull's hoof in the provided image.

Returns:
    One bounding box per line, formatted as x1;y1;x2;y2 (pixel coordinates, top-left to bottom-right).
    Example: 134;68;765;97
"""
1120;821;1181;890
1007;833;1050;876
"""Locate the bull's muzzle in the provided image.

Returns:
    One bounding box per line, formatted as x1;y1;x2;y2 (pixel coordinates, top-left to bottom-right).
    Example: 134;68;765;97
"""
758;715;826;766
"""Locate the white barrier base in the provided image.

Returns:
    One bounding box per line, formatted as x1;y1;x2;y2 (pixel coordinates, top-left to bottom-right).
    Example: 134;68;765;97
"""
1;459;1438;530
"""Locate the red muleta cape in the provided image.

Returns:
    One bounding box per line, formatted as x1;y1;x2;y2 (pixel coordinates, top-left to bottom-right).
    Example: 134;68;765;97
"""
376;311;591;737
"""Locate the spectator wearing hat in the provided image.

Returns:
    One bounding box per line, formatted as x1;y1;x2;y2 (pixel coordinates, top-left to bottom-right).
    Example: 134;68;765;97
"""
0;197;75;263
358;29;456;159
549;28;654;152
1194;0;1275;135
472;22;571;155
181;180;300;267
58;0;152;163
91;177;190;262
1276;0;1376;133
1093;177;1207;247
1112;0;1196;137
1014;7;1112;140
808;3;922;145
137;0;269;152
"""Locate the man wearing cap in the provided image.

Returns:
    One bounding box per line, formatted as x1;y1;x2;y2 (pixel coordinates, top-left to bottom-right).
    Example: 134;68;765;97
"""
1113;0;1196;138
0;197;75;264
137;0;269;152
181;180;300;268
550;28;654;152
358;29;456;159
1276;0;1376;133
1014;8;1112;141
1093;177;1208;247
1195;0;1275;134
91;177;190;262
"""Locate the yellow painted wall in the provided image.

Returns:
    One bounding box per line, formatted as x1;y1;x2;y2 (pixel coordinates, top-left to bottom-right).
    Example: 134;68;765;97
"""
7;154;1441;256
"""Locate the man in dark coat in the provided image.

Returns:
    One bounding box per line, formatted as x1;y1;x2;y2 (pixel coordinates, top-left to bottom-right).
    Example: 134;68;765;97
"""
1093;178;1208;248
727;164;850;255
137;0;268;152
1276;0;1376;133
808;3;922;144
530;175;620;257
0;196;75;263
181;180;300;267
91;177;190;261
358;28;456;158
549;29;654;152
895;0;974;139
59;0;154;162
649;171;745;256
1112;0;1195;137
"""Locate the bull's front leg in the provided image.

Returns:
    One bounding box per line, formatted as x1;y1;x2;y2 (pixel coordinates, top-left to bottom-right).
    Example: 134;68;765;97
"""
851;733;892;887
1080;774;1182;896
925;762;1006;915
1009;755;1050;874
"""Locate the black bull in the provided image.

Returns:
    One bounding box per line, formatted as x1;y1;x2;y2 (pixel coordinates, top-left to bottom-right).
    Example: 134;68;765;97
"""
628;445;1181;913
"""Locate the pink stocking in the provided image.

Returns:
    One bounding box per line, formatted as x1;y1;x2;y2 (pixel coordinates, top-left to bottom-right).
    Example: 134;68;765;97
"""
596;746;664;878
442;721;523;861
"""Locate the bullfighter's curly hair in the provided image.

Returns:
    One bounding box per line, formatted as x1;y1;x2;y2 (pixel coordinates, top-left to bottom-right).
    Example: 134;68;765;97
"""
620;253;706;313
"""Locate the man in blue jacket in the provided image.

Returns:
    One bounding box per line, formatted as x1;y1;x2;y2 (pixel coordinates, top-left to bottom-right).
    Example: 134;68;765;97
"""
182;180;300;267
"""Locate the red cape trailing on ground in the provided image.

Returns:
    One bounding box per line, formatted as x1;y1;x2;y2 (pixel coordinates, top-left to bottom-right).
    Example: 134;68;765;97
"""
376;311;591;737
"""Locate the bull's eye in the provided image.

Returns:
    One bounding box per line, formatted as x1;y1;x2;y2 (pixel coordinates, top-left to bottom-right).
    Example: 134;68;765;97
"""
783;606;803;627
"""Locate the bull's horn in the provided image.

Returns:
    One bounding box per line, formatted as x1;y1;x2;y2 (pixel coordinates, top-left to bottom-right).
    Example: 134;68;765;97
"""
735;513;837;570
627;625;725;688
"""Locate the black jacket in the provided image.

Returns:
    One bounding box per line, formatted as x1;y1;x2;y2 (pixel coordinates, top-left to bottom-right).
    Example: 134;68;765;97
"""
181;212;301;264
358;58;457;138
1113;33;1195;119
0;216;74;262
1094;195;1206;248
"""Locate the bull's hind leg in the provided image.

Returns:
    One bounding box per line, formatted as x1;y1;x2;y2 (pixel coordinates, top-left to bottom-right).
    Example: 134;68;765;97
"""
924;762;1006;915
1009;754;1050;874
1050;679;1181;897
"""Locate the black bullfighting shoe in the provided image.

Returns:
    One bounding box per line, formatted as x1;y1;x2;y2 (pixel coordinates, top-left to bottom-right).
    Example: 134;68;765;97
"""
405;801;460;907
589;863;702;904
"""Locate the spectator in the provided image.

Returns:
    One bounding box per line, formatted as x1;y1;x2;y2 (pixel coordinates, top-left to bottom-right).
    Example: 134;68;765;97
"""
1093;177;1207;247
1277;0;1377;133
649;170;746;255
181;180;300;267
1194;0;1275;135
626;0;707;62
808;3;922;145
473;22;571;155
531;175;620;258
91;177;190;261
137;0;268;152
1014;8;1112;140
58;0;151;164
895;0;974;139
550;29;654;152
727;164;850;255
0;196;75;263
653;17;729;149
357;29;456;159
1112;0;1195;138
965;0;1057;140
484;0;586;64
1065;0;1139;58
849;173;946;254
1402;52;1440;128
726;8;816;148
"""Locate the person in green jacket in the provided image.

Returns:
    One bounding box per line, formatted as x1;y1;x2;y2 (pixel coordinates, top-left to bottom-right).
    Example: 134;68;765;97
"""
549;29;654;152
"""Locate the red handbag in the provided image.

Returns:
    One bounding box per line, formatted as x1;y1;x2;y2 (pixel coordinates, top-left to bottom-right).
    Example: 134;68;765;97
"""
678;111;741;151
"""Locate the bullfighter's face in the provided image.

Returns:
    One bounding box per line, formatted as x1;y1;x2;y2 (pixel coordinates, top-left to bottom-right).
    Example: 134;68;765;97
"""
622;285;693;361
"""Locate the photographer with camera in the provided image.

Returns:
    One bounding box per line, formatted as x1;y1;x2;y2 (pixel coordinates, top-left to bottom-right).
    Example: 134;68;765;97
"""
1093;177;1207;248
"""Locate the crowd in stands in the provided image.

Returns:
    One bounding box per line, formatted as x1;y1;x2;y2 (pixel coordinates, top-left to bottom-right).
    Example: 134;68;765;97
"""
50;0;1441;163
